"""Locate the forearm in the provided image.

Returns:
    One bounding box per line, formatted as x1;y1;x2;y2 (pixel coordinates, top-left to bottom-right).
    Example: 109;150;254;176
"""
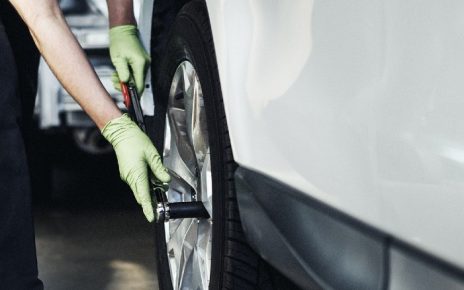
106;0;136;27
10;0;121;129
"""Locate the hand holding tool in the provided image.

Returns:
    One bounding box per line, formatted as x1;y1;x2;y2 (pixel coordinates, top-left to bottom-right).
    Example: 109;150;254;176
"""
120;82;210;223
101;112;170;222
109;24;150;95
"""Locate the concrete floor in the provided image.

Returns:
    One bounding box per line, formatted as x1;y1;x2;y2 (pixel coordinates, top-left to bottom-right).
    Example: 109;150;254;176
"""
31;132;158;290
35;208;157;290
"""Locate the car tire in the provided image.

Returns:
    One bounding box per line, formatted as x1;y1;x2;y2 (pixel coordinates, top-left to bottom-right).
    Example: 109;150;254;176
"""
150;1;293;289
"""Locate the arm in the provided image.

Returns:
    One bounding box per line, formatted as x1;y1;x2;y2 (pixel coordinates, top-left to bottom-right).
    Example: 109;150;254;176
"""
10;0;121;129
9;0;169;222
107;0;136;27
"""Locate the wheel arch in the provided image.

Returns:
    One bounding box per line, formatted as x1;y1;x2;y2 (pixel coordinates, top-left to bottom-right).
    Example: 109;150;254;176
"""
148;0;251;168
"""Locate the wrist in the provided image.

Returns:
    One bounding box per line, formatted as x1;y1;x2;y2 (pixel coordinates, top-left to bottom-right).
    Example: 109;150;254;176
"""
98;110;123;130
101;114;138;145
107;1;136;28
109;19;136;28
110;24;138;40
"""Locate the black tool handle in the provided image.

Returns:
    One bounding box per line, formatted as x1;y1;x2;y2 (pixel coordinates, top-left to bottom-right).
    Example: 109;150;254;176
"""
120;82;146;132
127;85;146;132
168;202;210;220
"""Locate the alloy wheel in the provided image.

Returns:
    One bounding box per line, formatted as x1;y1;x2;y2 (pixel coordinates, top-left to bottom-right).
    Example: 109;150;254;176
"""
162;61;213;290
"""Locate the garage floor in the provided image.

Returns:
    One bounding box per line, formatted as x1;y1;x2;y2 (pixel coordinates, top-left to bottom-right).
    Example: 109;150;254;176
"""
35;208;157;290
31;132;158;290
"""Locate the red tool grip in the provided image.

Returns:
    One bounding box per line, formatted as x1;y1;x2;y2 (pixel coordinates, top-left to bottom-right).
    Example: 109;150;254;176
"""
120;82;131;108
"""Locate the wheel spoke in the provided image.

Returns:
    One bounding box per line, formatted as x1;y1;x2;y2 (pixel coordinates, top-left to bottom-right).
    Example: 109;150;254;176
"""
190;73;209;168
167;218;193;290
196;220;212;288
200;153;212;215
190;246;203;290
163;114;197;199
167;61;199;184
178;219;198;289
167;108;199;182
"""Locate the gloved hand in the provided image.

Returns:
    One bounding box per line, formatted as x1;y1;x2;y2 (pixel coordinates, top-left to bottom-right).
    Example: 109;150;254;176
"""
102;114;170;222
109;25;150;95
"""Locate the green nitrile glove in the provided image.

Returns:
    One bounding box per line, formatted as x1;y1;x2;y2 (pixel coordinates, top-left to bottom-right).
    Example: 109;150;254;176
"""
102;114;170;222
109;25;150;95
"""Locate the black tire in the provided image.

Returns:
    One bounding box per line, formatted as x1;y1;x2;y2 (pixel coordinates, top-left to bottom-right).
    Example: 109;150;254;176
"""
150;1;299;289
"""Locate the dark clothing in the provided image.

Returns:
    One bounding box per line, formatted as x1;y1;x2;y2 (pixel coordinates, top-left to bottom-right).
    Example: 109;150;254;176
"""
0;2;43;289
0;1;41;137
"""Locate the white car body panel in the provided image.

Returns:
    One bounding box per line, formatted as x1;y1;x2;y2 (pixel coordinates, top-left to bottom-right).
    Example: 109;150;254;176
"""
135;0;156;116
205;0;464;270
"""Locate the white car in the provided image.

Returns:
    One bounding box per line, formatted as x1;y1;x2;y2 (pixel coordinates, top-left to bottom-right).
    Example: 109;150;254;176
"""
136;0;464;289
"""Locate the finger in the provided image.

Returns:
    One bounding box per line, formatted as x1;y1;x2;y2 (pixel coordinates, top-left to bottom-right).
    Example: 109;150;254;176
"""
127;175;145;205
130;172;155;222
142;202;155;223
145;51;152;63
145;146;171;183
113;59;130;83
111;72;122;92
132;185;142;205
131;59;148;95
